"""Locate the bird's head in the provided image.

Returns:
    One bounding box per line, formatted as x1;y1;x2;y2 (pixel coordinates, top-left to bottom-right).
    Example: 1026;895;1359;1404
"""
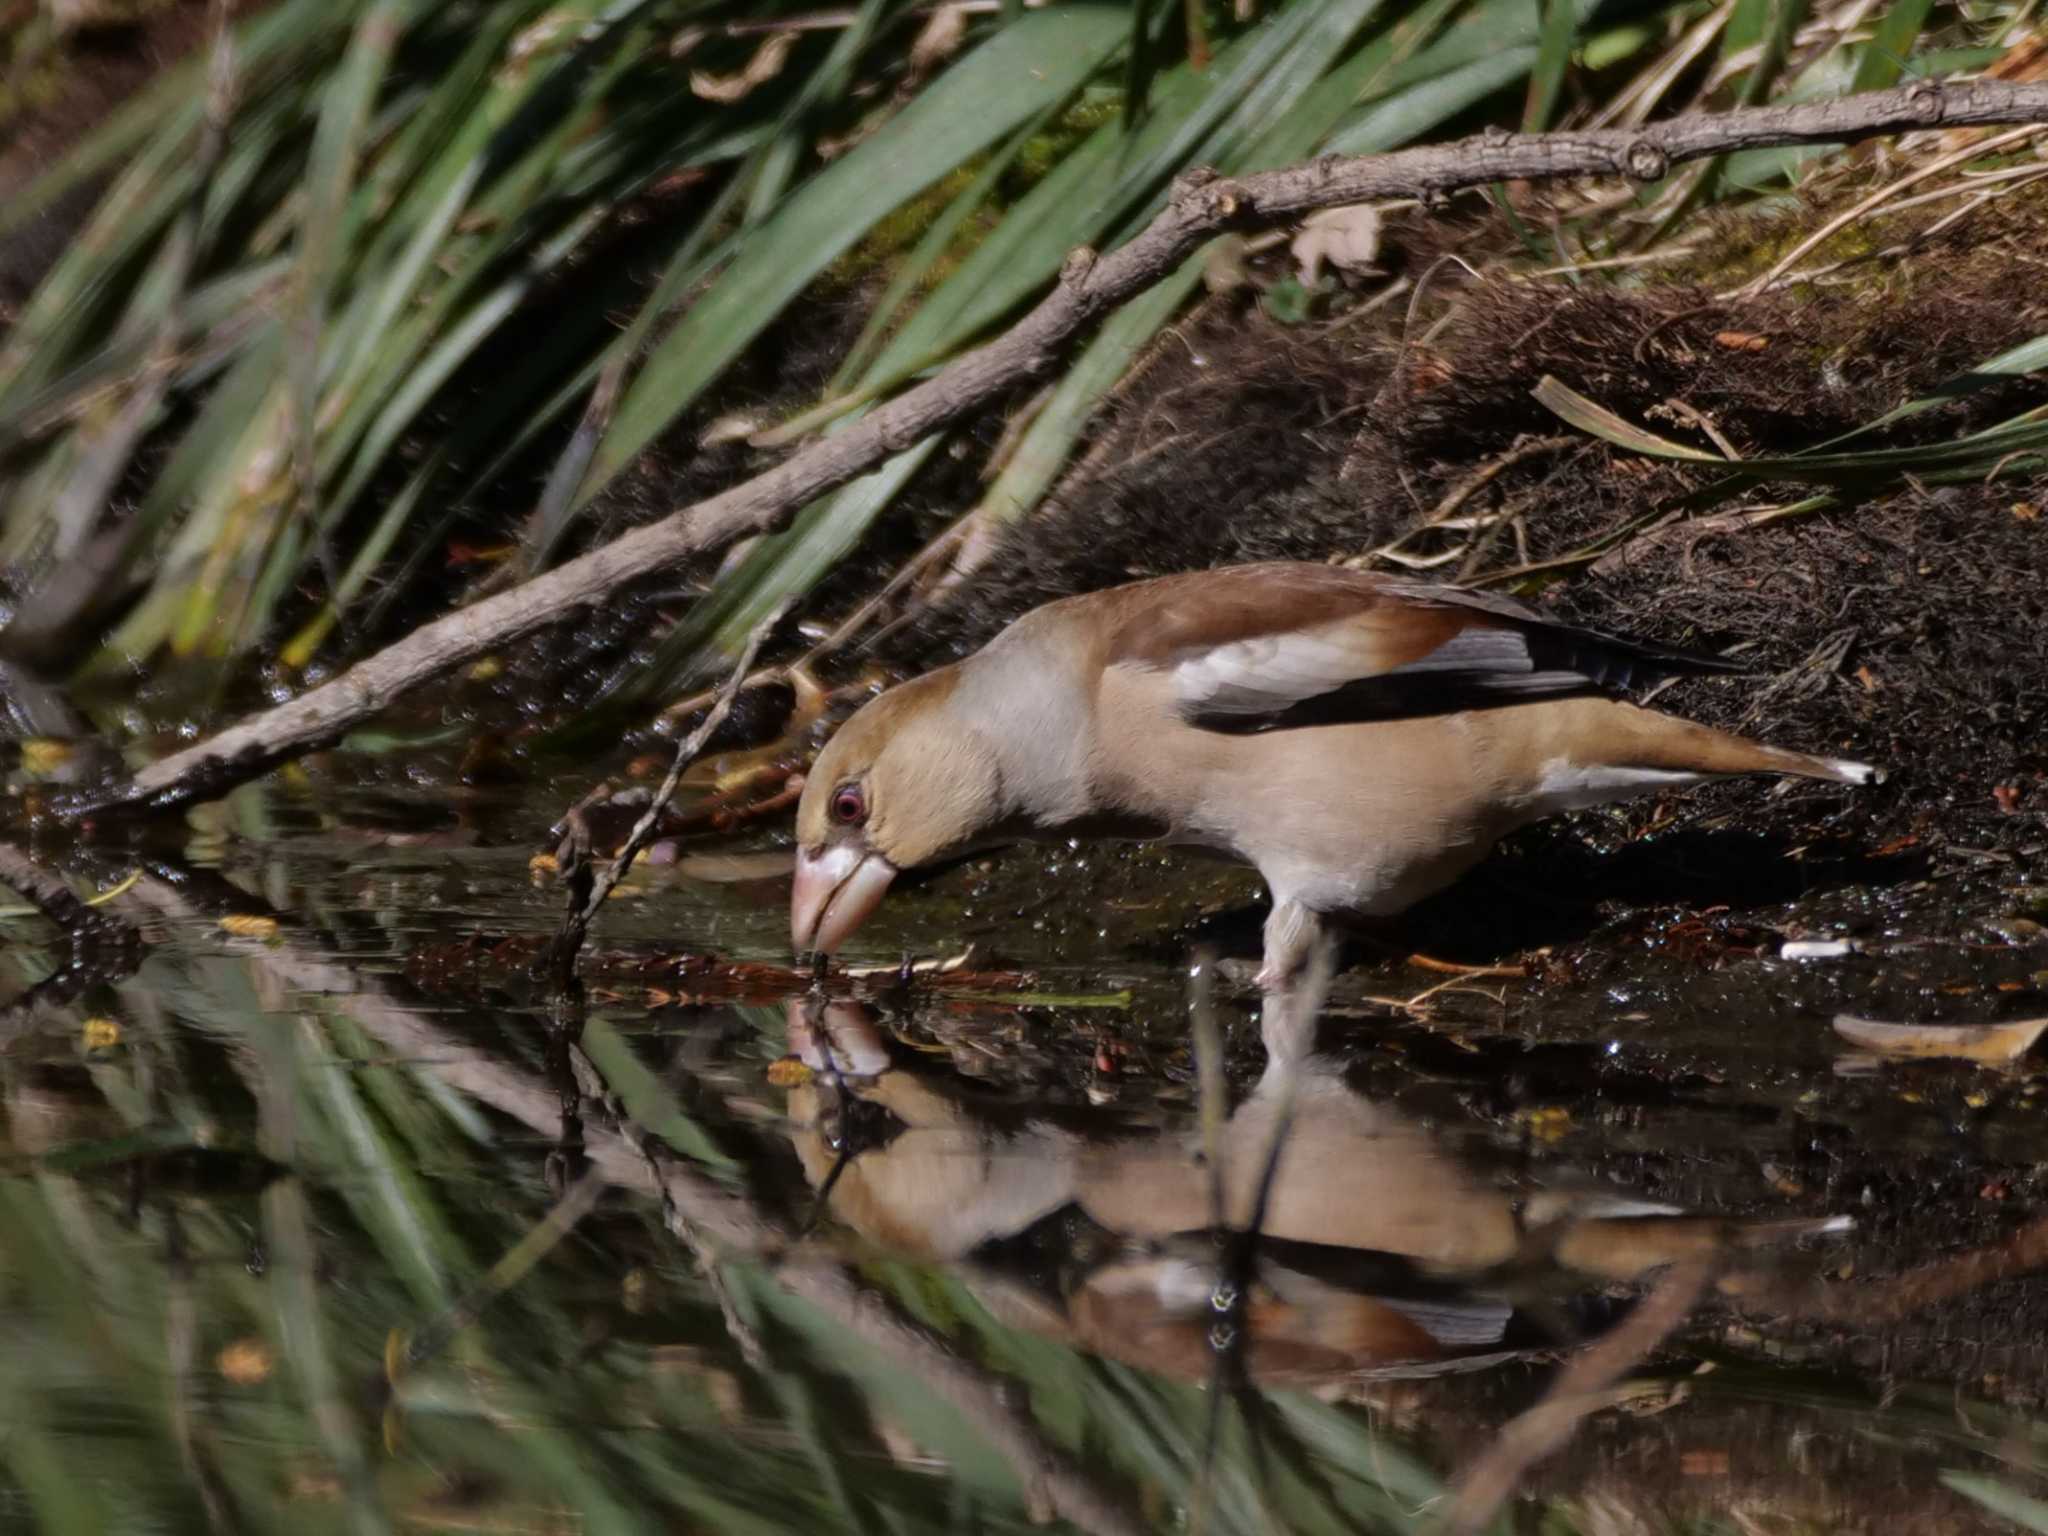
791;668;1005;958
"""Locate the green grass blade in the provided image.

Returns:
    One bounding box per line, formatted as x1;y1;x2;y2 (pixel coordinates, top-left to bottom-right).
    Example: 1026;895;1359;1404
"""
1826;333;2048;443
1944;1472;2048;1533
828;105;1057;395
577;1015;741;1172
616;435;942;702
1522;0;1577;132
980;262;1201;529
1851;0;1935;93
654;0;1392;696
1325;46;1536;155
584;6;1129;497
0;134;196;410
0;0;352;240
1533;375;1727;460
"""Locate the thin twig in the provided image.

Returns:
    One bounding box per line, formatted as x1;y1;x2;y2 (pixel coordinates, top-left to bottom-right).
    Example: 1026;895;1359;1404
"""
556;602;789;965
1350;435;1575;567
83;79;2048;818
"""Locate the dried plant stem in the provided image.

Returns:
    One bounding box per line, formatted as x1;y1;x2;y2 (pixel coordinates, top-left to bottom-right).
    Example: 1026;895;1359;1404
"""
1733;121;2048;296
548;603;787;984
80;79;2048;819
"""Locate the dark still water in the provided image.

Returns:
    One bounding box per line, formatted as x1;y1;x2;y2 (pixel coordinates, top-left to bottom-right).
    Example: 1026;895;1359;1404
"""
5;777;2048;1534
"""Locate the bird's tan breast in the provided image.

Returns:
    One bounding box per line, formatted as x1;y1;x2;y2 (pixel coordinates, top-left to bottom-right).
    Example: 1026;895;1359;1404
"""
1090;668;1548;912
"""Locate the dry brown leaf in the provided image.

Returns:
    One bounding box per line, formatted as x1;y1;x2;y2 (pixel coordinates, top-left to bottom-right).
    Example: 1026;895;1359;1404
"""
672;850;797;883
1713;330;1769;352
218;1338;274;1385
691;31;798;104
1832;1013;2048;1065
80;1017;121;1051
906;4;969;83
766;1056;813;1088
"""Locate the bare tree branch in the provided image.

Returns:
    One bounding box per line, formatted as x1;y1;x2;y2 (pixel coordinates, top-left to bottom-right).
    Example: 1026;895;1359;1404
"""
78;78;2048;818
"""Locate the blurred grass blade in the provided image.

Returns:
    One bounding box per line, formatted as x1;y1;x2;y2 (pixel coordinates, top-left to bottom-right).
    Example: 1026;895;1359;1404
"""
585;7;1129;498
0;0;350;241
577;1015;740;1172
1944;1472;2048;1532
1850;0;1934;93
979;265;1200;531
1522;0;1576;132
827;105;1057;396
638;0;1393;697
613;435;941;704
1325;46;1531;155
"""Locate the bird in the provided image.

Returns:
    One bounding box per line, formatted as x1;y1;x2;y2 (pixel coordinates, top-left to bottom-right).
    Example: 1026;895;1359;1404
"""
789;562;1879;1028
781;997;1851;1384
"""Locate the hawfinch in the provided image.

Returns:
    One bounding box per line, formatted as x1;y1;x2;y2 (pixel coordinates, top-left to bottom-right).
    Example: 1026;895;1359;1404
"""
791;563;1877;999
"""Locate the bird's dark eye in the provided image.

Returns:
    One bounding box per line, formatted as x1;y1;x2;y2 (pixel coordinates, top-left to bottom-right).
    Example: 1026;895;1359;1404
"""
830;784;867;826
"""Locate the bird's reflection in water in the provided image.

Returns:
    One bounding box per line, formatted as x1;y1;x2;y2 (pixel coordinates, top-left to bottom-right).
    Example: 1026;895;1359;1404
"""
780;1000;1849;1390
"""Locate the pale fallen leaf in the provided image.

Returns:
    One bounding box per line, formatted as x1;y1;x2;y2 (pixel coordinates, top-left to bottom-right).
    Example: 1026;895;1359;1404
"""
906;4;969;83
21;738;73;776
692;31;798;104
700;412;763;448
1782;938;1858;960
1832;1013;2048;1065
1292;204;1383;285
671;850;797;883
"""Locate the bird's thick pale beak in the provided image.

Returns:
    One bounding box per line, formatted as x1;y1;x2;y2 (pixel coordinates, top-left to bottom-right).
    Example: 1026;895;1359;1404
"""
783;998;890;1076
791;843;897;956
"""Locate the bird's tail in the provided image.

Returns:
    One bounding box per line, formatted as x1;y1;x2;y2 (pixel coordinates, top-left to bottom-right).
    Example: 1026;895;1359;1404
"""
1538;696;1883;788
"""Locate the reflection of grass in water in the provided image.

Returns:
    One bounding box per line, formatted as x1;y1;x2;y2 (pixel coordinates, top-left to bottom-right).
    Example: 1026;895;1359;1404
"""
0;920;1451;1533
9;872;2048;1535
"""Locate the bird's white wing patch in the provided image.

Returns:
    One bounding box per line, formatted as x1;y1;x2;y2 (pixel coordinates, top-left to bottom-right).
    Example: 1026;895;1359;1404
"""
1170;620;1541;721
1529;757;1709;815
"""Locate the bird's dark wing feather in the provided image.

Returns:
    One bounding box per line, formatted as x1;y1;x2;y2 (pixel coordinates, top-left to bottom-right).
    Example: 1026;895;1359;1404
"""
1098;563;1739;733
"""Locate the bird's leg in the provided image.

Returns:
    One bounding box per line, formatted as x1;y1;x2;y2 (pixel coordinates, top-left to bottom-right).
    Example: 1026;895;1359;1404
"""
1255;900;1326;1065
